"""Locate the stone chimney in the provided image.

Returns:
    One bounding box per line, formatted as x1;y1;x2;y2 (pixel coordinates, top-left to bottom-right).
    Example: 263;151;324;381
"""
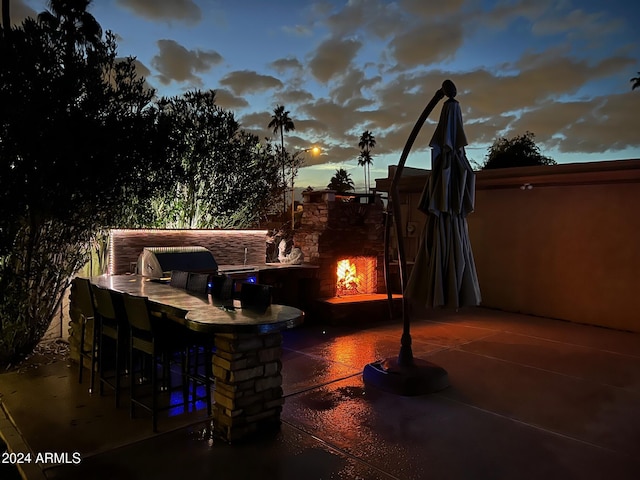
294;190;385;298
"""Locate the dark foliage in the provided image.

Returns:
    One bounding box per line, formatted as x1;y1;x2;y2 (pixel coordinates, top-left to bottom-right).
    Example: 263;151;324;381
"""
482;131;556;169
151;90;282;228
0;12;170;365
327;168;355;194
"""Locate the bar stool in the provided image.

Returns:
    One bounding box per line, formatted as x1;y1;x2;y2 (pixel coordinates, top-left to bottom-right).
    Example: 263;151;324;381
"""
210;274;235;305
240;282;272;313
181;337;212;416
121;292;190;432
91;284;128;408
169;270;189;289
186;272;210;295
73;278;98;393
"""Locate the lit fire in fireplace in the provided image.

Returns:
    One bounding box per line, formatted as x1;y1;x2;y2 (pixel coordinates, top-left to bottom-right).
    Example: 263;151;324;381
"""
336;259;359;296
335;256;376;296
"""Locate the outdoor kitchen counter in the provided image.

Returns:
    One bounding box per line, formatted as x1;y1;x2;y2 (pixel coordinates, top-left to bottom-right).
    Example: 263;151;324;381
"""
91;274;304;334
79;274;304;442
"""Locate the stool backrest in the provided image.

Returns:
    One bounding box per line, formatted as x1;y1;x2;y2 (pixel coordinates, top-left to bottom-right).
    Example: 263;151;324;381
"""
210;274;234;301
91;284;117;321
240;282;272;311
186;272;210;295
170;270;189;289
73;277;95;319
121;293;153;333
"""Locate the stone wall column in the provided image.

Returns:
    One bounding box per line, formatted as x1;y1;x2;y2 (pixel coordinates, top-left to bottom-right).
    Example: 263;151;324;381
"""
212;332;283;442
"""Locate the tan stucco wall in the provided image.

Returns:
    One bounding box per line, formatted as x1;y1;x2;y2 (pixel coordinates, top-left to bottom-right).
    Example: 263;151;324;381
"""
377;159;640;332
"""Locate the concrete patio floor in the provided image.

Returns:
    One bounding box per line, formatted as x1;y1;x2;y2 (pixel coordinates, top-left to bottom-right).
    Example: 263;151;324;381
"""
2;306;640;479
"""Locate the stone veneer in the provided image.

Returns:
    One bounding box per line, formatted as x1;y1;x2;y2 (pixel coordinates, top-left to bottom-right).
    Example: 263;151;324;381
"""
212;332;284;442
295;190;385;298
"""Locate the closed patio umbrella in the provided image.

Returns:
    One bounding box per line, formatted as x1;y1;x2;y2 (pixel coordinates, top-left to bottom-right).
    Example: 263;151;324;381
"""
364;80;480;395
404;89;481;308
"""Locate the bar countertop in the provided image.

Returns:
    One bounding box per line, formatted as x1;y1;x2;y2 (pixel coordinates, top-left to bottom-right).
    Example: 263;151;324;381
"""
90;274;304;334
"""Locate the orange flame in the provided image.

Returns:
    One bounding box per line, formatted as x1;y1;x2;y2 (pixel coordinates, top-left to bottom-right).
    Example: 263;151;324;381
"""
336;259;361;296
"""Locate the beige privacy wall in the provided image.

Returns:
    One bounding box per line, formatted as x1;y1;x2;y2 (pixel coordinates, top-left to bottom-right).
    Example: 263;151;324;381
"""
377;160;640;332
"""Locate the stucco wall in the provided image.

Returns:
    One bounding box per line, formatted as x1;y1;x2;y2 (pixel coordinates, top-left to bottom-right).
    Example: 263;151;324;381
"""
377;159;640;332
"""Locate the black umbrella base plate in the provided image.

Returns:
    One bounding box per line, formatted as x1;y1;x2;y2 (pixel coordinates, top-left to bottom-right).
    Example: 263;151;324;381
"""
363;357;449;396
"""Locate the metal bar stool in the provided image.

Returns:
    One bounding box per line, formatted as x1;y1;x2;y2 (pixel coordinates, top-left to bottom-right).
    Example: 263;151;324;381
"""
184;272;214;414
183;330;213;416
91;284;128;408
240;282;273;313
169;270;189;289
121;292;190;432
73;277;98;393
186;272;210;295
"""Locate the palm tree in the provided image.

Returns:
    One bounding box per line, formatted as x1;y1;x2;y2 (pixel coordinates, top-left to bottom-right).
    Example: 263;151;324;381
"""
357;151;371;193
38;0;102;62
327;168;355;194
632;72;640;90
2;0;10;36
358;130;376;193
268;105;295;215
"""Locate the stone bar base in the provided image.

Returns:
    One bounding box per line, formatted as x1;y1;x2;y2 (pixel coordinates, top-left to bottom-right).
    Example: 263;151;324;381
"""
212;332;284;442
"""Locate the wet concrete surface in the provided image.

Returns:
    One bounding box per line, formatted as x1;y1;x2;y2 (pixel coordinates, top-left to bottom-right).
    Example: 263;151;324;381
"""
2;307;640;479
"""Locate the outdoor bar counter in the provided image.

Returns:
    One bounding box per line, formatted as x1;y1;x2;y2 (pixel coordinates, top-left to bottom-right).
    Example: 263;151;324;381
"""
70;274;305;442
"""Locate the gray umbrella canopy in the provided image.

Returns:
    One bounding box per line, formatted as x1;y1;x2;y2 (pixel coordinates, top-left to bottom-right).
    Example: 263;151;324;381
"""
404;97;481;308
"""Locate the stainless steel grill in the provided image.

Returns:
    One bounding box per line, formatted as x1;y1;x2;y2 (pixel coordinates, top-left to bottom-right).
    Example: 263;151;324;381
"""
137;246;218;278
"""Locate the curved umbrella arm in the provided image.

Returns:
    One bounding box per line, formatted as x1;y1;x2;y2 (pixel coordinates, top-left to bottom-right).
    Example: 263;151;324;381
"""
385;83;449;363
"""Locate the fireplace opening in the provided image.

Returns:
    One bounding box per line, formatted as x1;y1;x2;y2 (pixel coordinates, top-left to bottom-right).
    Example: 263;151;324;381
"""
335;256;376;297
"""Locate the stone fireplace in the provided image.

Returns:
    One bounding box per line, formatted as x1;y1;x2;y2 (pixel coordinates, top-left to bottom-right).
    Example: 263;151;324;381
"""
295;190;385;301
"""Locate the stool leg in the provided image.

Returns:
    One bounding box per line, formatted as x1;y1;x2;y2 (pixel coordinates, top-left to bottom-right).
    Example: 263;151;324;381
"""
130;332;136;419
89;321;98;394
98;322;105;396
152;352;158;433
78;316;86;384
205;346;212;416
181;350;189;409
114;324;121;408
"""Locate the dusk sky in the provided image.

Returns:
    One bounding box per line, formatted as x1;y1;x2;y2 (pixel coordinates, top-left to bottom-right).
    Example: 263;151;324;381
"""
12;0;640;191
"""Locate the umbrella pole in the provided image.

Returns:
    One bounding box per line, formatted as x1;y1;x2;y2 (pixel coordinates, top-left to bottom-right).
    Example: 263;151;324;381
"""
391;88;445;364
365;81;454;395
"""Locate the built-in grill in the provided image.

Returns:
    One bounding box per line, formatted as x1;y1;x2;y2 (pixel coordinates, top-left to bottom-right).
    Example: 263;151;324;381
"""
137;246;259;285
137;246;219;279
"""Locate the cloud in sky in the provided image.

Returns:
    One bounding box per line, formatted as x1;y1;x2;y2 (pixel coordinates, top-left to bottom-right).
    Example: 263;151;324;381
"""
115;0;202;25
308;37;363;83
219;71;283;96
151;39;222;86
12;0;640;189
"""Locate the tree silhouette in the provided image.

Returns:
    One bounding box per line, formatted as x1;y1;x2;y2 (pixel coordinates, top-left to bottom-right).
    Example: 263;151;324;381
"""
0;12;166;366
358;130;376;193
482;131;556;169
38;0;102;54
1;0;10;36
327;168;355;194
268;105;295;215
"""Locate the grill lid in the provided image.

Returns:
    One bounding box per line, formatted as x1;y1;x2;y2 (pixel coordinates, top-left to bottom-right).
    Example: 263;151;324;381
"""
137;246;218;278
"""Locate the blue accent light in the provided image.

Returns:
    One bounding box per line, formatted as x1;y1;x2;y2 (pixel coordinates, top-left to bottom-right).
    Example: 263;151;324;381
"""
247;275;257;284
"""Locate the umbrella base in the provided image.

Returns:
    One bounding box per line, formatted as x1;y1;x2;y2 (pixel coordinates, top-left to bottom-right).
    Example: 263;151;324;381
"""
363;357;449;396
